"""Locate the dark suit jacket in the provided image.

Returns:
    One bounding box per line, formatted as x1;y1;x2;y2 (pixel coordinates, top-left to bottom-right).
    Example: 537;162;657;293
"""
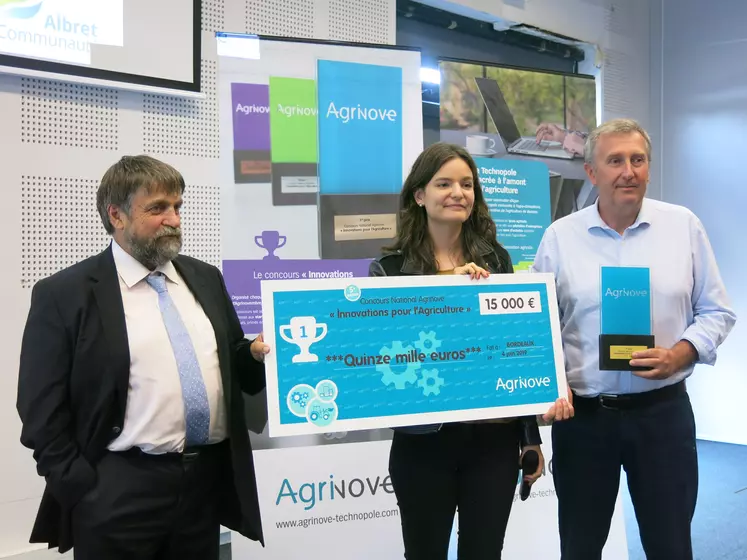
16;245;266;553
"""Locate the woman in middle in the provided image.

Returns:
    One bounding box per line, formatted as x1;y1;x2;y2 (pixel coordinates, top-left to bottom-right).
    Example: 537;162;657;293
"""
369;142;565;560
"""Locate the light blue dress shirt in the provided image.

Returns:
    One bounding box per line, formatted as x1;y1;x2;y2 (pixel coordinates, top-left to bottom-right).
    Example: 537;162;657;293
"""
532;198;736;397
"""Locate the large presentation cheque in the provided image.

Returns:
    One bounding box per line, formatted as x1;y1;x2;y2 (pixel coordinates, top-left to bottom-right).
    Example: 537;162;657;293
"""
261;273;567;437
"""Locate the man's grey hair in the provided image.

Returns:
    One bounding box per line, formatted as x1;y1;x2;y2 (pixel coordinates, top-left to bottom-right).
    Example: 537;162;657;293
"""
584;118;652;165
96;155;186;234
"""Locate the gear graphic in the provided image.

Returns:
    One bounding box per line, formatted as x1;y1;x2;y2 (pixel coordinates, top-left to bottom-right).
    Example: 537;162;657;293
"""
291;391;309;408
417;368;445;397
414;331;442;355
376;341;421;389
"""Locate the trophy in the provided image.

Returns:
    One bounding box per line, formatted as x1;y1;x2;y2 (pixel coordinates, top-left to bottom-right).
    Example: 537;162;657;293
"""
254;230;287;260
279;316;328;363
599;266;655;371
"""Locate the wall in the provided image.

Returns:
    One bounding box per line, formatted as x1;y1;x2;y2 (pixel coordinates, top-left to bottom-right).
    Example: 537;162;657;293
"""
658;0;746;444
0;0;395;556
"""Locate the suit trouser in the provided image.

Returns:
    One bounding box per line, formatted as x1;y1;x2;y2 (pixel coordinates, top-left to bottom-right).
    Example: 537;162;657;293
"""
388;422;521;560
552;383;698;560
71;440;229;560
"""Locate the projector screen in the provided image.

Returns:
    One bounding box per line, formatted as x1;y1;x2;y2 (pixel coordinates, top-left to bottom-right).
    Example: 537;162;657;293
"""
0;0;201;95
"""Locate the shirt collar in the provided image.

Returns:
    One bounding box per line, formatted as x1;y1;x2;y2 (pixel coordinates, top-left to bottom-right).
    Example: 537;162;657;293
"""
586;197;653;233
111;239;180;289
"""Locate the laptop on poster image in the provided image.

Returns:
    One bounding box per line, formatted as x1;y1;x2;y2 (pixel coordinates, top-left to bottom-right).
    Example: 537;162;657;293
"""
474;77;575;160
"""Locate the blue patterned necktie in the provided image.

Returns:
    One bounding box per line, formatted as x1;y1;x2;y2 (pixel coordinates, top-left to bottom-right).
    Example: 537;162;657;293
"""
146;272;210;446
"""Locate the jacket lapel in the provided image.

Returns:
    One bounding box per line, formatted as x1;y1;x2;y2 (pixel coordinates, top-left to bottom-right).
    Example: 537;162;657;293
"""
89;248;234;422
90;246;131;405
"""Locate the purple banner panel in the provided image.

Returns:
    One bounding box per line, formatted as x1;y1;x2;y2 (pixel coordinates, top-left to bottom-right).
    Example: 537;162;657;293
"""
232;83;271;184
223;259;372;334
231;82;270;150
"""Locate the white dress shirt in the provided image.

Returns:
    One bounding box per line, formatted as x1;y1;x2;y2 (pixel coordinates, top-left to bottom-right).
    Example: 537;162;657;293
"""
532;198;736;397
107;240;227;453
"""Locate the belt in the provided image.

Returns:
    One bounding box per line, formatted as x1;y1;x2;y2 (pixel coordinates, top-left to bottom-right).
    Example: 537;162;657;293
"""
573;381;685;412
114;439;227;463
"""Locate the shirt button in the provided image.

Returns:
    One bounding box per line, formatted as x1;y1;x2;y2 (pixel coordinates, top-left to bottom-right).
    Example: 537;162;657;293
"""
112;426;121;434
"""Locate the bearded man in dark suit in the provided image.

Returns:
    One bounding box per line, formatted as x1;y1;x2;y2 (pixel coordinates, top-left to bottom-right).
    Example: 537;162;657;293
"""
17;155;270;559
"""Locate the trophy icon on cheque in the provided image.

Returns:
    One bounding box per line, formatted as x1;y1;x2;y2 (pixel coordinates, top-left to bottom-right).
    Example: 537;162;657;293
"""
254;230;287;260
279;316;328;363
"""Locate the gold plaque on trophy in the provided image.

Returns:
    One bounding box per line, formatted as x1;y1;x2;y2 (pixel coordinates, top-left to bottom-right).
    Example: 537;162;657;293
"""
608;345;649;361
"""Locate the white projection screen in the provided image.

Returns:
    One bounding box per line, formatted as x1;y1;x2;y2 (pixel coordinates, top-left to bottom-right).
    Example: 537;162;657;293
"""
0;0;200;95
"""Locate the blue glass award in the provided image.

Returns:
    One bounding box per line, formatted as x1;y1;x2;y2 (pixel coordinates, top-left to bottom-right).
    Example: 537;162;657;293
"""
599;266;655;371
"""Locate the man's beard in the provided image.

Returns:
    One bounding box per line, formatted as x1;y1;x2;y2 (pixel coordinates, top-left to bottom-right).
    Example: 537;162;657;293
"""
125;226;182;270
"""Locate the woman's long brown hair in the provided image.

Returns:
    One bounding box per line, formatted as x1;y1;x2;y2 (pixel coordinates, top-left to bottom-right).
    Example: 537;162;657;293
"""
383;142;505;273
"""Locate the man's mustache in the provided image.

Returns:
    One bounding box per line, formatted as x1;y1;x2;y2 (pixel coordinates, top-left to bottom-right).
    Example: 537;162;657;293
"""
154;227;181;239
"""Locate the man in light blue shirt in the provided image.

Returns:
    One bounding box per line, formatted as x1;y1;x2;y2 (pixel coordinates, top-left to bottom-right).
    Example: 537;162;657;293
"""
534;118;736;560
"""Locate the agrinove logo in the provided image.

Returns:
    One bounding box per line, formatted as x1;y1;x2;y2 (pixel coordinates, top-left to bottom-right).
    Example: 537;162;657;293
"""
276;103;317;118
604;287;649;300
276;473;394;511
0;0;44;19
235;103;269;115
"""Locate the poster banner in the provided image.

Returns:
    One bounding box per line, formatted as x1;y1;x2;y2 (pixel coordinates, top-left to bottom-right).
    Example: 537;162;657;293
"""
439;60;598;222
269;77;318;165
260;273;567;437
269;76;319;206
230;432;630;559
218;34;421;450
476;157;552;271
219;37;423;337
232;440;406;560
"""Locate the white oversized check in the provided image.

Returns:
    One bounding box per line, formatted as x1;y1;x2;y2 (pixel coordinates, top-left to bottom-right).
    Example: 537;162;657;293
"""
260;272;567;437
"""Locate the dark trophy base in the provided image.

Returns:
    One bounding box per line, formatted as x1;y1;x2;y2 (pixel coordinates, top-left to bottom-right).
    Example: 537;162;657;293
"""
599;334;655;371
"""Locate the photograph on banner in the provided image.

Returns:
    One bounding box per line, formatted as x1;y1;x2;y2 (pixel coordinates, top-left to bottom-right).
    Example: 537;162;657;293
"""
476;157;551;271
218;34;423;451
438;59;598;221
260;273;567;437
